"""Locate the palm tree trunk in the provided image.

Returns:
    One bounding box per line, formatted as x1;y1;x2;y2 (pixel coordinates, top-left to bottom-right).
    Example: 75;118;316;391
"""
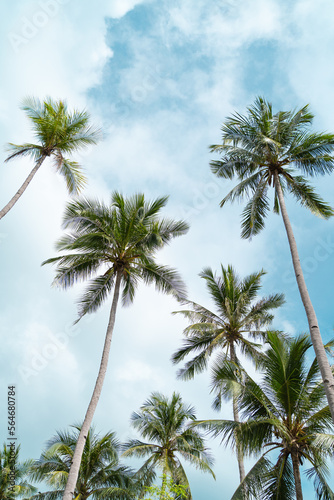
291;448;303;500
0;156;45;220
229;343;246;486
274;171;334;422
62;270;122;500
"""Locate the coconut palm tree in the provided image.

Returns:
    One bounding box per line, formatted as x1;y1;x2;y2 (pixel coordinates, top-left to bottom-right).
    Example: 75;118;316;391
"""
0;443;36;499
29;425;136;500
197;331;334;499
122;392;215;500
0;97;100;220
210;97;334;421
42;192;189;500
171;265;284;484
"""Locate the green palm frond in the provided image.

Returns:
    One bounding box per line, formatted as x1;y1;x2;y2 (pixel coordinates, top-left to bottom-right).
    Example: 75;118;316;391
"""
261;454;295;500
140;262;187;301
305;461;334;500
43;255;107;291
29;490;63;500
240;182;270;239
210;355;242;407
176;350;210;380
56;158;87;195
310;433;334;455
230;455;273;500
122;442;160;459
289;132;334;176
77;272;116;318
5;143;44;162
219;171;265;207
193;418;240;448
284;175;334;218
172;328;219;360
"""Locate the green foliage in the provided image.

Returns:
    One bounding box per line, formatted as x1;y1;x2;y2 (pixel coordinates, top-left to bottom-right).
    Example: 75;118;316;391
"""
198;332;334;499
210;96;334;238
0;444;36;499
5;96;101;194
122;392;215;499
143;475;188;500
172;264;284;386
43;192;189;320
29;425;136;500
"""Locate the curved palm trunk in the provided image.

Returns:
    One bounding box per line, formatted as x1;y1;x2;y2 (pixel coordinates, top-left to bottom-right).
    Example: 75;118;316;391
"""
274;172;334;422
0;156;45;220
62;270;122;500
229;343;246;487
291;449;303;500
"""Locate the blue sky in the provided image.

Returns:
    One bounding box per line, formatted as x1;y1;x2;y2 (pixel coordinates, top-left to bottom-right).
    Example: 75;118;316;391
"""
1;0;334;498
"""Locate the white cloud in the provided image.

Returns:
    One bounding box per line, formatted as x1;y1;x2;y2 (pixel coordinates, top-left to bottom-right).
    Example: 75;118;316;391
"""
1;2;333;498
115;359;158;382
9;321;81;388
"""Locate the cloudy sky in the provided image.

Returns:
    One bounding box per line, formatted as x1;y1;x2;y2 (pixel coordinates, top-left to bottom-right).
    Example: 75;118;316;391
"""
1;0;334;498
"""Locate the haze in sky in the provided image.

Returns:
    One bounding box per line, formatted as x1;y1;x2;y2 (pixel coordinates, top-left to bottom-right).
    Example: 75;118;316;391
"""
1;1;334;498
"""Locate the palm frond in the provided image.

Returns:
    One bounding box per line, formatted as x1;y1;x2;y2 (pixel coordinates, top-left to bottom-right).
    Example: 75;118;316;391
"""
240;182;270;239
77;271;116;318
284;175;334;218
230;455;273;500
56;157;87;195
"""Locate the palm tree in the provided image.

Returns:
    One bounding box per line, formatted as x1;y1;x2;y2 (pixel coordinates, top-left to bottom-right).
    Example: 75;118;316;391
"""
122;392;215;499
0;443;36;499
29;425;136;500
198;331;334;499
42;192;189;500
0;97;100;220
171;265;284;484
210;97;334;421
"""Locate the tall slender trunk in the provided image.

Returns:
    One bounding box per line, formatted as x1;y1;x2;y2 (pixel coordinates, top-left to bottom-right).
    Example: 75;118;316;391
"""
62;270;122;500
291;448;303;500
274;172;334;422
0;156;45;220
230;343;246;487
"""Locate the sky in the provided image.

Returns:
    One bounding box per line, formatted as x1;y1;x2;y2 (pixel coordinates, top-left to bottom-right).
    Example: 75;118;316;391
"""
1;0;334;498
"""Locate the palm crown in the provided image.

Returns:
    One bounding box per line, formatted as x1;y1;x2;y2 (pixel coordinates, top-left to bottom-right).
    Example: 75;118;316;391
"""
43;192;189;319
199;332;334;499
210;97;334;238
29;426;136;500
122;392;215;499
172;265;284;381
6;96;101;194
0;444;36;499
